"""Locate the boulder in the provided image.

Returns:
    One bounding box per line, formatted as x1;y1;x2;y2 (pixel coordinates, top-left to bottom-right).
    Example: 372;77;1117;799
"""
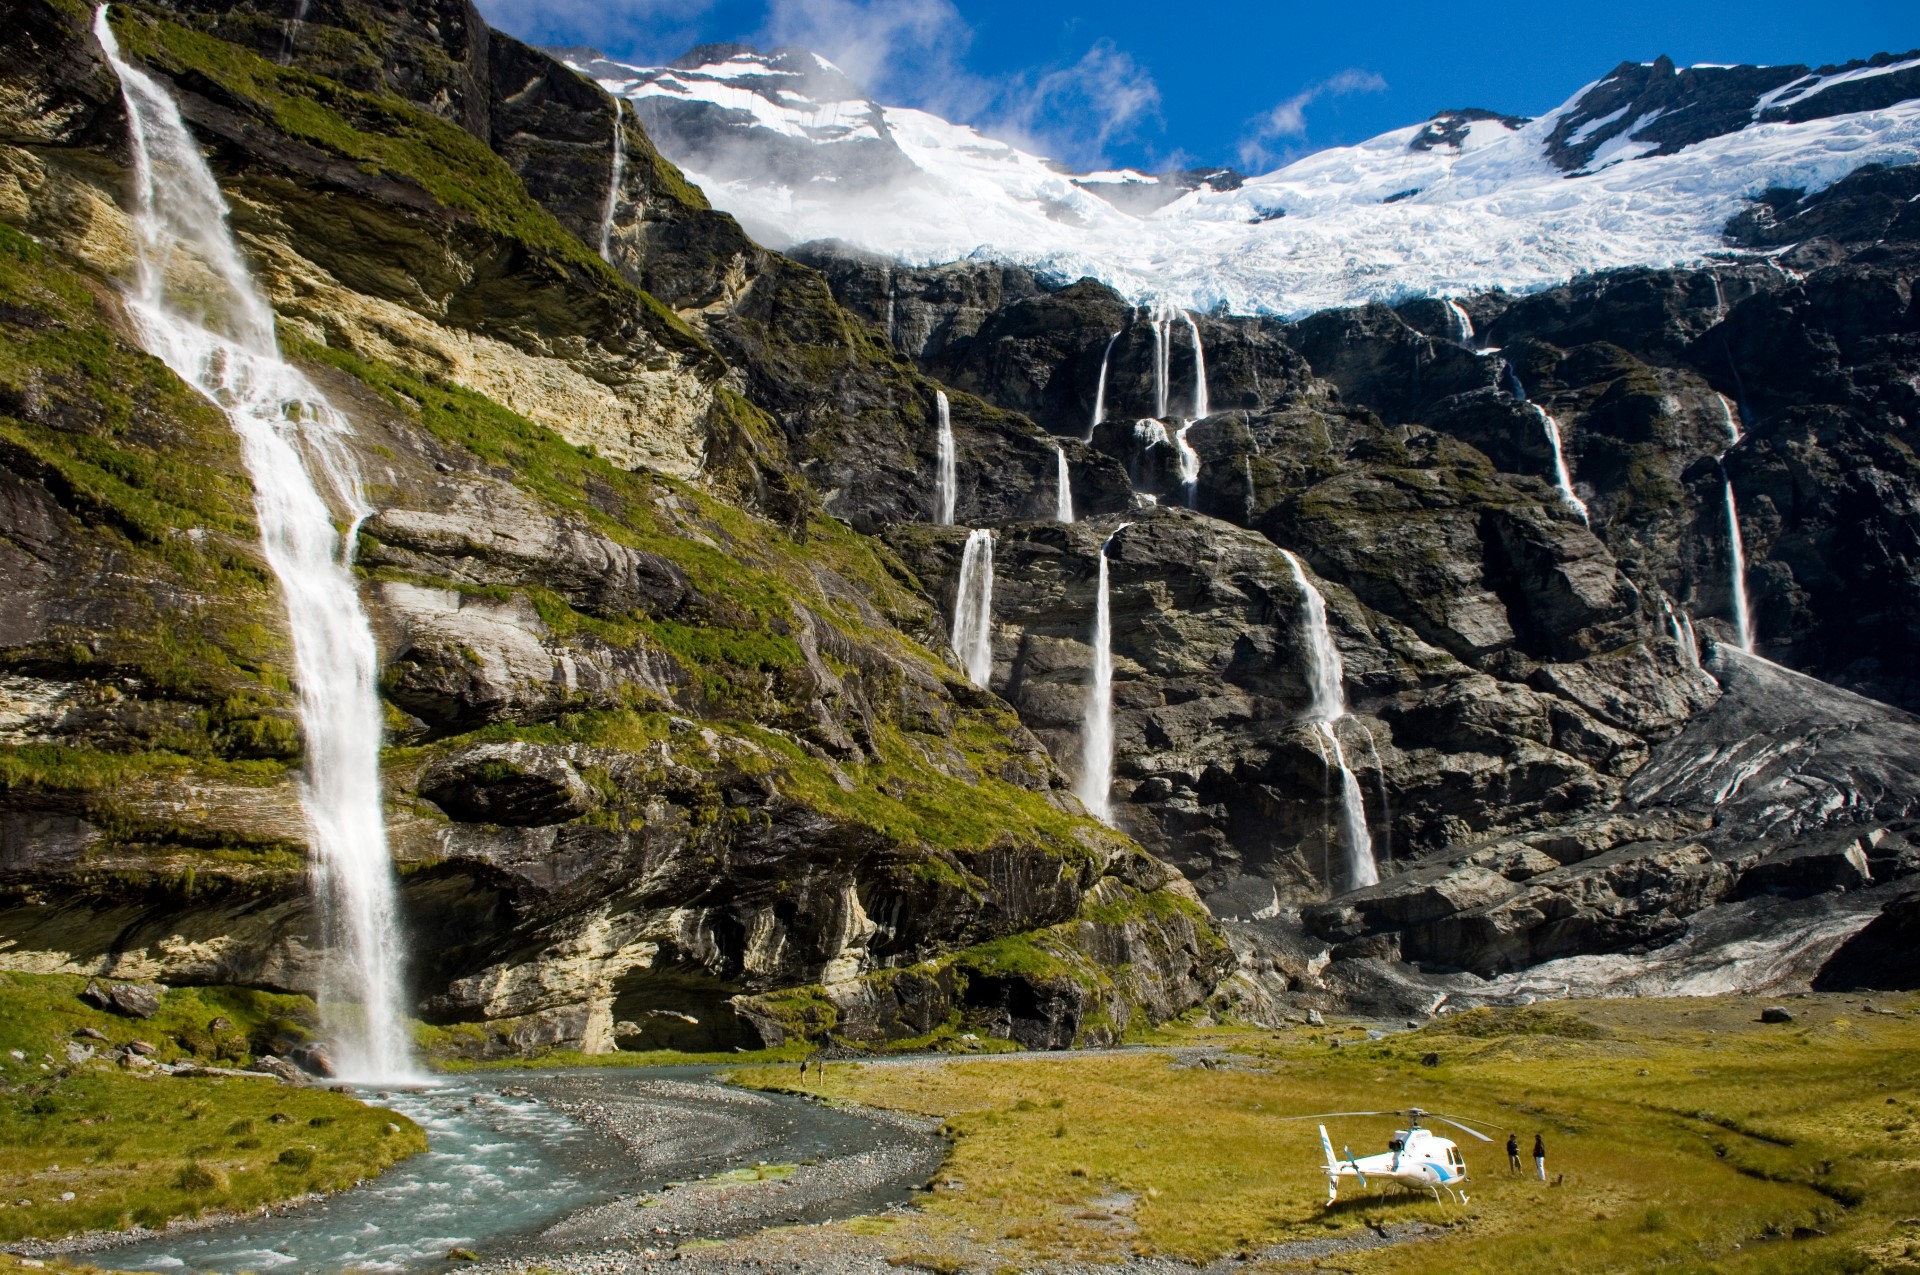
81;981;161;1019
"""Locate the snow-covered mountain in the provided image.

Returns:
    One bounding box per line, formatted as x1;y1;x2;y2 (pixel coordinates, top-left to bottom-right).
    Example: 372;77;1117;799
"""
564;45;1920;316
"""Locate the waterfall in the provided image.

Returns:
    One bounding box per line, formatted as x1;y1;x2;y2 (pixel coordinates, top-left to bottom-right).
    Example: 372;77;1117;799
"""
934;390;956;525
1171;420;1201;505
1357;722;1390;872
1724;480;1755;653
1181;311;1209;419
1527;403;1589;524
277;0;310;64
1150;305;1171;420
597;99;626;263
1443;298;1475;345
1053;441;1074;523
1088;330;1119;441
96;6;414;1082
1710;271;1727;324
1077;525;1131;824
1279;549;1378;892
949;529;995;688
885;270;897;349
1714;393;1742;448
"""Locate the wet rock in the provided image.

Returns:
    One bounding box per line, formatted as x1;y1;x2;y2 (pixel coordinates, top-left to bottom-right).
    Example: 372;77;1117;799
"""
288;1043;337;1078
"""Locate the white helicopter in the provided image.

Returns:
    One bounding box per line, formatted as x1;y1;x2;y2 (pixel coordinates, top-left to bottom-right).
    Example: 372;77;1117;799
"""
1286;1108;1496;1205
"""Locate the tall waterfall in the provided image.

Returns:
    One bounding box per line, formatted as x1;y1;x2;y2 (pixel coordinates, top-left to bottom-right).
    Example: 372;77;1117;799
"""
1150;305;1171;420
1443;298;1475;346
1053;441;1074;523
1279;550;1378;892
934;390;956;525
96;7;414;1082
597;99;625;263
1181;311;1209;419
1088;330;1119;441
1724;480;1755;653
950;529;995;688
1077;525;1130;824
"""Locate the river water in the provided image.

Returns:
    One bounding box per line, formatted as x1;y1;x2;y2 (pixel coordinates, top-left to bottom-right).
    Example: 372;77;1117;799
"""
94;1068;939;1274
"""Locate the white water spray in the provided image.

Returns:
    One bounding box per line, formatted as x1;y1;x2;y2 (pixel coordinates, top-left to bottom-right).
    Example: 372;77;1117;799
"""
1181;310;1209;419
1077;525;1131;824
1724;480;1754;653
949;529;995;688
1088;330;1119;441
1279;550;1377;892
1052;441;1074;523
1170;420;1201;505
597;99;625;263
934;390;956;525
96;6;414;1082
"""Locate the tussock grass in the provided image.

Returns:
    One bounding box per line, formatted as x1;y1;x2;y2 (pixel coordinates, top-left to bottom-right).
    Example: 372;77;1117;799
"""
0;975;424;1243
733;994;1920;1272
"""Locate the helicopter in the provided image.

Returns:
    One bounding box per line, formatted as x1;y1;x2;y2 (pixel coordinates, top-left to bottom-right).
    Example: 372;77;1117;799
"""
1284;1108;1495;1205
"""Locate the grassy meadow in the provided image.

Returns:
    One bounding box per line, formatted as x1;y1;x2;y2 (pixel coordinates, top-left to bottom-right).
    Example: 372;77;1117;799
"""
732;994;1920;1273
0;974;424;1246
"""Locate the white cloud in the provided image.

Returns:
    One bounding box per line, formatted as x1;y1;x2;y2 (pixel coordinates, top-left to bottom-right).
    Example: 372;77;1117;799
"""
997;42;1163;166
1240;68;1388;168
761;0;970;96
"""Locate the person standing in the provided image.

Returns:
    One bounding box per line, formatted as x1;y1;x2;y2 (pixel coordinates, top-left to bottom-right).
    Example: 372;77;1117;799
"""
1533;1133;1547;1181
1507;1134;1521;1173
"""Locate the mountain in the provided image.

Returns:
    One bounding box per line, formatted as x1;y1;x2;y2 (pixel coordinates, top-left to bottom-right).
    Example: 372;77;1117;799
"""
0;0;1916;1067
566;45;1920;314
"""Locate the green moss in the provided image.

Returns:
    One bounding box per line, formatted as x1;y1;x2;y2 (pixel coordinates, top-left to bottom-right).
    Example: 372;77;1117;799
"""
0;976;425;1244
108;7;706;356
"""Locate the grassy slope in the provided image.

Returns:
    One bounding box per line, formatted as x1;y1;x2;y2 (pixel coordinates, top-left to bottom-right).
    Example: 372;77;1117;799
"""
0;974;424;1244
732;994;1920;1273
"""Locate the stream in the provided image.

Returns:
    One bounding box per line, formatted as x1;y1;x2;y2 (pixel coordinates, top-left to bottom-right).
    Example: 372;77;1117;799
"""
91;1067;944;1274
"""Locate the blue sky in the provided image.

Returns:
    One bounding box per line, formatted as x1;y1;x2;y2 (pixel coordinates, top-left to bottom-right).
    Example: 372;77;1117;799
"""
479;0;1919;172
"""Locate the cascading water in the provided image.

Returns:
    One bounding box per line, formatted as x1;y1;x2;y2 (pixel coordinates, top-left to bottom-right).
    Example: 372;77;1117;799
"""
1181;311;1209;419
934;390;956;525
1053;441;1074;523
1442;298;1475;346
1534;405;1590;524
1724;480;1755;653
1714;393;1743;448
1088;330;1119;441
1170;421;1201;505
96;6;414;1082
1150;305;1171;420
1076;525;1131;824
1279;549;1378;893
597;99;626;263
1507;369;1589;523
949;529;995;688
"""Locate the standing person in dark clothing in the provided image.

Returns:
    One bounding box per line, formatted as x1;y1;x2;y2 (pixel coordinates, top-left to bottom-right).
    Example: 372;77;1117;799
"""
1507;1134;1521;1173
1533;1133;1547;1180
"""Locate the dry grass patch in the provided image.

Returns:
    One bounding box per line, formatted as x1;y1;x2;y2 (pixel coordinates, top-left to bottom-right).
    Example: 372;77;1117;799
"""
733;994;1920;1272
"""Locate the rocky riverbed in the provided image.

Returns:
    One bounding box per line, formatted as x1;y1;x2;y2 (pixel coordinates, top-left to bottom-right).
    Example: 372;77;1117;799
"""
70;1069;942;1275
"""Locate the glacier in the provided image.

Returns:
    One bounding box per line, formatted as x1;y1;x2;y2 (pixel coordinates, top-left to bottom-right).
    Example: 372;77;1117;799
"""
569;47;1920;317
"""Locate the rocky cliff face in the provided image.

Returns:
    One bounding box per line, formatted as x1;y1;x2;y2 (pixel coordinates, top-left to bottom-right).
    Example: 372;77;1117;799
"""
810;157;1920;1011
0;0;1226;1055
2;0;1915;1045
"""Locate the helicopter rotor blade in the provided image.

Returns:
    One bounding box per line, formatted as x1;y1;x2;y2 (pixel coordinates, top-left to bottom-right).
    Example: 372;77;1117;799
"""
1433;1116;1495;1142
1273;1111;1403;1122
